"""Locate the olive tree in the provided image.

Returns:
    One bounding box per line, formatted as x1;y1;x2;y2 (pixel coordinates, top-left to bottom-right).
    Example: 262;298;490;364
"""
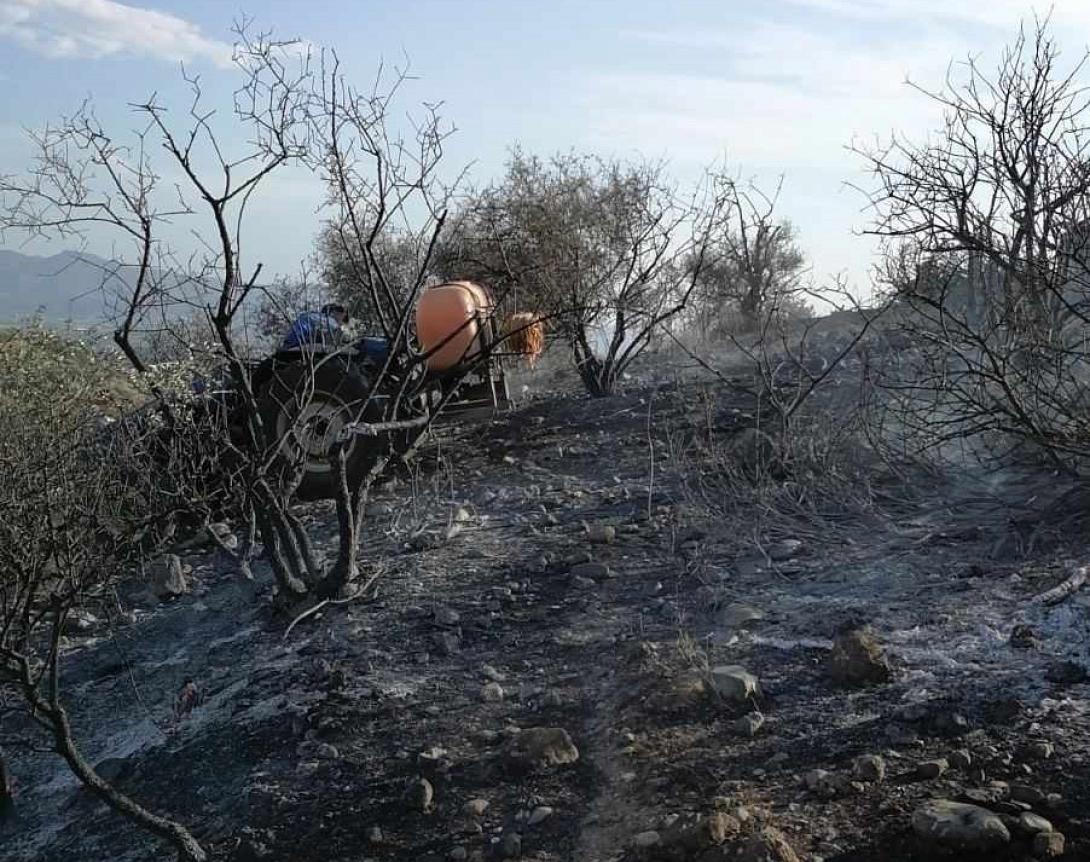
690;175;808;336
439;150;725;396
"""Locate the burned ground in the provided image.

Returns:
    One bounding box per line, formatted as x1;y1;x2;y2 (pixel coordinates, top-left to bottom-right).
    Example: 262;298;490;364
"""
3;346;1090;862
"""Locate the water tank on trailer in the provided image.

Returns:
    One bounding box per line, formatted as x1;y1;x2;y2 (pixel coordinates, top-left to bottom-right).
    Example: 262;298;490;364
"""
415;281;494;371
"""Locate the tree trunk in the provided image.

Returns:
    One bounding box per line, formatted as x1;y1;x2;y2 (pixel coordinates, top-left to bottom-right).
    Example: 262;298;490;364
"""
21;669;208;862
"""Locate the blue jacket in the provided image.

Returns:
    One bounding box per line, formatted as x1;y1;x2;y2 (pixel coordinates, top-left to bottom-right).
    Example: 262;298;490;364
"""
280;311;342;351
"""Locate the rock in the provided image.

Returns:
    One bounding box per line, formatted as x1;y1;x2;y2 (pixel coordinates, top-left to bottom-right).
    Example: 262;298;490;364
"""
732;712;765;737
1024;740;1054;760
63;608;99;634
586;524;616;544
767;539;803;561
150;554;189;600
367;825;384;844
1033;830;1065;858
500;831;521;858
208;521;238;549
435;631;461;656
917;758;948;779
827;625;891;686
719;603;765;629
464;798;490;817
708;665;761;703
481;664;506;682
887;724;919;747
659;812;740;856
449;847;468;861
853;754;886;783
502;727;579;771
481;682;505;703
737;826;801;862
315;743;340;760
1009;624;1036;649
571;575;597;590
527;805;553;826
962;788;1004;806
1017;812;1054;835
949;749;973;770
406;777;433;812
1044;659;1088;684
434;606;461;626
912;800;1010;851
634;830;661;849
570;561;611;580
803;768;846;798
670;672;710;709
1011;784;1048;807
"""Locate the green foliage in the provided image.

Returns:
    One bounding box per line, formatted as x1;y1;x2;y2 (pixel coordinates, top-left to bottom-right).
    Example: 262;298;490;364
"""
0;325;140;439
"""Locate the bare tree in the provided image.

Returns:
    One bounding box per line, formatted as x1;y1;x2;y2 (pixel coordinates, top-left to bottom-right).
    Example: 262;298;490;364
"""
439;150;725;396
693;175;808;335
855;18;1090;467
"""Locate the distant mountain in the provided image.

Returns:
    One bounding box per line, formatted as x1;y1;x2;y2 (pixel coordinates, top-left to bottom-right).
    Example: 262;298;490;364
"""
0;249;132;325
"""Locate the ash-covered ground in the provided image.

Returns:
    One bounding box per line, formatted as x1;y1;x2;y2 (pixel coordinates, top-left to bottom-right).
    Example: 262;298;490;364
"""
4;338;1089;862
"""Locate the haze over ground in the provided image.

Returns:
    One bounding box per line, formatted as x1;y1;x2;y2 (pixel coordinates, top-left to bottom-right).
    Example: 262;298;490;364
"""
2;0;1090;308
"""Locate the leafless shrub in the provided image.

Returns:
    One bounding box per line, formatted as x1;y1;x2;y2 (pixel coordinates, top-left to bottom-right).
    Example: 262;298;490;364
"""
854;19;1090;470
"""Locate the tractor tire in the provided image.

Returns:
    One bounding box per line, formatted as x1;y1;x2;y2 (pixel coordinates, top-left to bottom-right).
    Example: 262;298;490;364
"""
257;357;387;501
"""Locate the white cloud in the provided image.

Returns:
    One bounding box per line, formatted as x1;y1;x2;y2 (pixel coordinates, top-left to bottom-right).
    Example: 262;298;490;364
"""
584;5;1090;287
0;0;233;67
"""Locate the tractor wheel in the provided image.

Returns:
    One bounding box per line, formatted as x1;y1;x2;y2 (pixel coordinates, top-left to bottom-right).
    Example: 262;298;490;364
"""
257;358;387;501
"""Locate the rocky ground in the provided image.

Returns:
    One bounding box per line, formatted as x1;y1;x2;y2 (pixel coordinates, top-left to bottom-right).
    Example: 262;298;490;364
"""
3;342;1090;861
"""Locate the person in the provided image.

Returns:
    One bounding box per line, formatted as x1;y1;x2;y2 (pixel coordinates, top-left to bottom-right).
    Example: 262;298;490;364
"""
279;303;350;352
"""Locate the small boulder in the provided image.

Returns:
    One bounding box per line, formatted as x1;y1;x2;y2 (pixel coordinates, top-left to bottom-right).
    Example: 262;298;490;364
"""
917;759;948;780
405;776;434;812
853;754;886;783
1017;812;1054;836
150;554;189;600
827;625;891;686
63;608;99;634
719;603;765;630
1033;830;1065;858
659;812;740;856
767;539;803;561
708;665;761;704
500;831;522;858
464;798;490;817
1010;784;1048;806
502;727;579;771
737;826;801;862
633;830;661;850
586;524;616;544
481;682;505;703
433;606;461;626
570;561;611;580
912;799;1010;851
731;712;765;737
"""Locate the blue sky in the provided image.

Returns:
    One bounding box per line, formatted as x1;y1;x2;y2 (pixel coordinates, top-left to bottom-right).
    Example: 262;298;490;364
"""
2;0;1090;294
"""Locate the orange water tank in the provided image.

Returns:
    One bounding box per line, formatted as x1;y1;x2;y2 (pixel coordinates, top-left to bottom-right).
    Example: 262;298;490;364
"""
415;281;494;371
